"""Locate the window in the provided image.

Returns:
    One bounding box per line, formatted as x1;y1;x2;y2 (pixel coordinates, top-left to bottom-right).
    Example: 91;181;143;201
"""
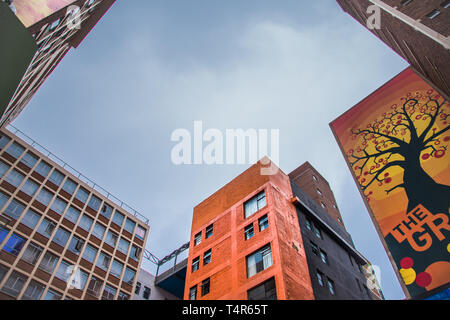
310;242;319;256
246;244;273;278
62;178;77;195
312;175;318;182
327;278;335;295
118;238;130;254
67;236;84;254
71;269;88;291
401;0;413;6
21;242;43;264
64;206;80;224
112;210;124;226
110;260;123;278
136;225;146;240
37;218;56;238
87;195;101;211
426;9;441;19
194;232;202;246
50;197;67;215
39;251;58;273
4;199;26;220
102;284;117;300
244;224;254;240
124;218;135;234
189;286;197;300
244;191;266;218
201;278;210;296
96;252;111;270
248;277;277;300
205;224;213;239
313;225;322;239
82;245;97;263
105;230;118;247
92;223;106;240
0;191;9;209
123;267;136;285
118;292;130;300
305;218;312;231
143;286;151;300
4;169;25;187
2;233;26;256
192;257;200;272
0;226;8;244
0;134;11;149
203;249;211;265
258;215;269;231
44;289;62;300
320;250;328;265
442;0;450;9
22;280;45;300
317;270;324;286
135;282;141;295
75;187;89;203
321;202;326;209
55;260;72;282
35;161;51;178
100;203;113;219
48;169;64;186
1;271;27;298
21;179;39;196
21;209;41;229
5;142;25;159
87;276;102;297
317;188;322;196
78;215;93;232
0;160;10;178
35;188;54;206
0;264;7;283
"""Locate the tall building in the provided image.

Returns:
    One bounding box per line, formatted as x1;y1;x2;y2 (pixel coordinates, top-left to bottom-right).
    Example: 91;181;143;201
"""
134;268;180;301
0;126;149;300
0;0;117;127
183;159;382;300
336;0;450;98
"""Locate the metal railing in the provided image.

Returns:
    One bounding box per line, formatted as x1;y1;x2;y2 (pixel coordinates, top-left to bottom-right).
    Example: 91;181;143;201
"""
6;124;149;225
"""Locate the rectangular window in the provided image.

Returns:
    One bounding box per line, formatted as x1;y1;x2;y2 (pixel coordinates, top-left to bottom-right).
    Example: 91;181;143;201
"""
78;215;93;232
22;280;45;300
5;169;25;187
50;197;67;215
96;252;111;271
35;188;54;206
123;267;136;285
92;223;106;240
244;224;254;240
2;233;26;256
21;242;43;265
35;161;51;178
37;218;56;238
4;199;26;220
87;276;103;297
194;232;201;246
105;230;118;247
0;191;9;209
0;226;8;244
246;244;273;278
192;257;200;272
305;217;312;231
313;225;322;239
258;214;269;231
48;169;64;186
38;251;59;274
136;225;146;240
87;195;101;211
102;284;117;300
124;218;135;234
135;282;141;295
203;249;211;265
1;271;27;298
310;241;319;256
118;238;130;255
110;260;123;278
201;278;210;296
248;277;277;300
67;236;84;254
130;245;141;261
100;203;113;219
0;264;7;283
112;210;124;226
62;178;77;195
82;245;98;263
5;142;25;159
327;278;335;295
0;160;10;178
143;286;151;300
205;224;213;239
44;289;62;300
51;227;71;248
21;179;39;196
55;260;72;282
320;250;328;265
118;292;130;300
21;209;41;229
317;270;324;287
189;286;197;300
0;134;11;149
244;191;266;218
75;187;89;203
64;206;80;224
71;269;88;291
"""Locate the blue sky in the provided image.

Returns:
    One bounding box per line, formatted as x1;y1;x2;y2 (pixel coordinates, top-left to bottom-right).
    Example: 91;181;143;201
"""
13;0;408;299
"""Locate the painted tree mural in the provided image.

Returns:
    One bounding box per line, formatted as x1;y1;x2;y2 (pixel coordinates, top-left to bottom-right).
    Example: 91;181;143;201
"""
347;90;450;215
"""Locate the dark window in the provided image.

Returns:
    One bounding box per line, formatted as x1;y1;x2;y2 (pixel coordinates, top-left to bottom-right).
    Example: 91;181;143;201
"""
189;286;197;300
201;278;210;296
320;250;328;265
143;286;151;299
246;244;272;278
1;271;27;298
135;282;141;295
258;214;269;231
248;277;277;300
313;225;322;239
244;224;254;240
244;191;266;218
203;249;211;265
317;270;324;286
327;278;335;295
310;241;319;256
194;232;202;246
305;218;312;231
426;9;441;19
2;233;26;256
192;257;200;272
205;224;213;239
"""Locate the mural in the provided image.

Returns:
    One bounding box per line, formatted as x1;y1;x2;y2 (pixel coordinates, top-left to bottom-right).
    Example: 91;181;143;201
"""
330;68;450;298
13;0;76;28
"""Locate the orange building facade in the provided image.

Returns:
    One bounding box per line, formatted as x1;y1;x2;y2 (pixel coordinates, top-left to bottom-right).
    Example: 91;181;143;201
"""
183;161;315;300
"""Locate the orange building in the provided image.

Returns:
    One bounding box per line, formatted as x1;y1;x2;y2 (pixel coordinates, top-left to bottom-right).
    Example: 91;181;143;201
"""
183;160;315;300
